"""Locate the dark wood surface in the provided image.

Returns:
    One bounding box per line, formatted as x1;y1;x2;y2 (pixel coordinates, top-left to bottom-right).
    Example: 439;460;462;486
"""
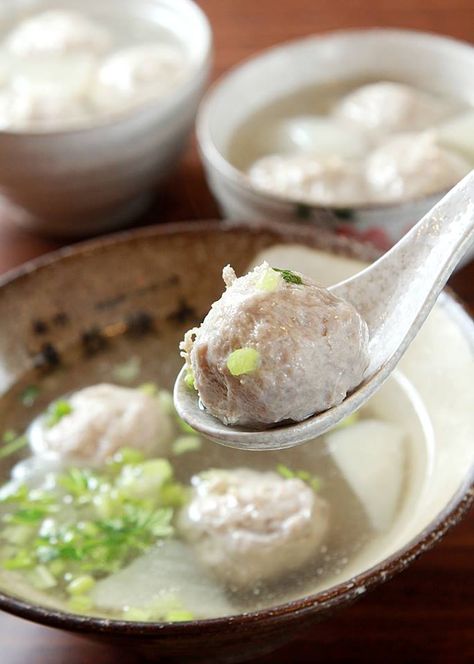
0;1;472;662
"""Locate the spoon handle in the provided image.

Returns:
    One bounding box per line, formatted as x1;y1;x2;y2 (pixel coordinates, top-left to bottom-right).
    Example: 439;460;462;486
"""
332;170;474;375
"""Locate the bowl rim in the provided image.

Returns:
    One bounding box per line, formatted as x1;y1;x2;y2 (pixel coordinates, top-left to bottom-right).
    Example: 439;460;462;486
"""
0;0;213;139
196;27;474;213
0;218;472;635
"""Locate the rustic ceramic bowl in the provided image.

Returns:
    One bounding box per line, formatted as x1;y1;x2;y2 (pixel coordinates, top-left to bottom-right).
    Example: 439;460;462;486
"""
0;0;211;237
197;29;474;261
0;220;472;663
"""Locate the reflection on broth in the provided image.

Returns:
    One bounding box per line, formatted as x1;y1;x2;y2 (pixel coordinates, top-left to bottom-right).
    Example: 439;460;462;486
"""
0;330;417;621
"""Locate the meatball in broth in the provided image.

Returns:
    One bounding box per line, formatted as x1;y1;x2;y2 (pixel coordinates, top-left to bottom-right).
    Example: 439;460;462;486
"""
178;468;329;587
29;383;173;466
180;263;369;428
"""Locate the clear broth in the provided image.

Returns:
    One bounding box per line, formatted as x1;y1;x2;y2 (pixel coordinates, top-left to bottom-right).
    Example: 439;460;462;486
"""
0;325;412;618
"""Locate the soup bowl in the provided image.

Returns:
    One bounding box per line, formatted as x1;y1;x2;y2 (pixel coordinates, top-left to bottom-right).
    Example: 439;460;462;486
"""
0;0;212;237
0;220;472;662
197;29;474;262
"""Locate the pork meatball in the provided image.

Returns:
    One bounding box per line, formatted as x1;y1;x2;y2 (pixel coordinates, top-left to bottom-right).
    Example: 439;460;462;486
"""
29;384;173;466
248;153;368;206
0;88;90;131
4;10;111;57
94;44;187;111
177;468;329;587
181;263;369;427
333;82;450;136
366;132;470;203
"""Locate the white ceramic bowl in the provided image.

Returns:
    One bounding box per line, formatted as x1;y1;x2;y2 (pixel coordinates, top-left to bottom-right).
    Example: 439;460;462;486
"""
197;29;474;257
0;0;212;237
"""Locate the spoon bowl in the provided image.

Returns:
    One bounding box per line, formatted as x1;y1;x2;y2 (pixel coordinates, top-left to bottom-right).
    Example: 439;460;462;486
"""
174;171;474;450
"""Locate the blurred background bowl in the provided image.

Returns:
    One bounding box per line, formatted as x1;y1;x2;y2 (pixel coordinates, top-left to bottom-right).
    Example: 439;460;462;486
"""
0;0;212;237
197;28;474;258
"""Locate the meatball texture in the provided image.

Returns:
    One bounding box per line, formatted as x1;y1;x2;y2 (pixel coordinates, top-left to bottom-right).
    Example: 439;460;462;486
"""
0;88;89;131
333;82;450;136
177;468;329;587
366;132;470;202
94;44;187;110
248;153;367;206
29;384;173;466
181;263;369;427
4;10;111;57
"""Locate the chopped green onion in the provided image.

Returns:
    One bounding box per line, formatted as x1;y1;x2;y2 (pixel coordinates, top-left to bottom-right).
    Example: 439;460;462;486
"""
177;414;196;434
172;436;201;456
166;609;194;622
5;507;49;524
20;385;40;407
58;468;98;500
0;434;28;460
48;559;65;577
139;382;159;397
1;455;181;585
276;464;321;492
67;575;95;596
3;550;34;570
28;565;57;590
117;459;173;499
3;430;17;444
159;483;189;508
123;607;151;621
45;400;72;428
227;348;260;376
272;268;303;285
68;595;93;613
184;366;196;390
108;447;145;469
256;268;281;292
112;357;141;383
308;476;321;492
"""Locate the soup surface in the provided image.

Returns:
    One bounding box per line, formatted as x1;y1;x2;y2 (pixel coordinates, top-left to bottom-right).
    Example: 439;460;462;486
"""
0;320;417;622
228;78;474;206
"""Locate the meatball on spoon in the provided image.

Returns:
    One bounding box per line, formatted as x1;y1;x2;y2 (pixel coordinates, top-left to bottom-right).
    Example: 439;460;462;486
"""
174;171;474;450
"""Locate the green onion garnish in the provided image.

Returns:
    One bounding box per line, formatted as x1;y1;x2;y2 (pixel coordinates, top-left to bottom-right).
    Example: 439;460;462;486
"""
0;450;185;579
276;464;321;492
20;385;40;407
172;435;201;456
45;400;73;428
256;268;281;292
0;434;28;460
272;268;303;285
184;366;196;390
227;348;261;376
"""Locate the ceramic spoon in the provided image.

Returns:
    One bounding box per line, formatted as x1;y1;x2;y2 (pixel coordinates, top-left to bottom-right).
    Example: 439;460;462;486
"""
174;171;474;450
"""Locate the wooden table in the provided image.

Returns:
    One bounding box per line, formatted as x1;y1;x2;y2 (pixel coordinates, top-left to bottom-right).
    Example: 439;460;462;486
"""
0;1;472;661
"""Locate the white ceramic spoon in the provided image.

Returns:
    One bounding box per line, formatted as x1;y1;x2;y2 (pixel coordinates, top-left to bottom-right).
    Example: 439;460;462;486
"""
174;171;474;450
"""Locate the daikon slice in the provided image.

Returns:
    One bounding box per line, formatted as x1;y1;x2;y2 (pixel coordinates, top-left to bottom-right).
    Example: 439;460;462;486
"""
436;110;474;163
326;419;406;531
91;539;234;619
262;115;369;159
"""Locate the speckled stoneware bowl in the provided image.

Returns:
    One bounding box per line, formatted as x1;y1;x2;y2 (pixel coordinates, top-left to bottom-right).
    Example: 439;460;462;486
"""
0;0;211;237
197;29;474;261
0;220;472;663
